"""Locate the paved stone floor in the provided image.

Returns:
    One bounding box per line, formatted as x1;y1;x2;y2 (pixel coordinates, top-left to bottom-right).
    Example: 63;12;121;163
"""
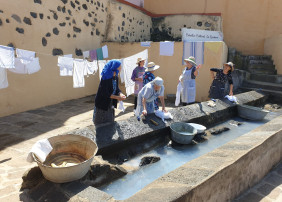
234;162;282;202
0;95;178;201
0;95;281;201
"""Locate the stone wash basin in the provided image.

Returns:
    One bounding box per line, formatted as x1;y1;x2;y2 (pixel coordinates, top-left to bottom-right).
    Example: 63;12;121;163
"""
33;134;98;183
237;104;269;120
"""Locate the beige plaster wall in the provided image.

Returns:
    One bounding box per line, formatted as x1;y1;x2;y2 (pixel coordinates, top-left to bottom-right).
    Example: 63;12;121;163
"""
264;35;282;74
144;0;282;55
106;41;227;102
0;0;153;117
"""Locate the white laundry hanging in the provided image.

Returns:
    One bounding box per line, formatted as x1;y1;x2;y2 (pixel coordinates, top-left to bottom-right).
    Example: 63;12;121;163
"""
0;67;8;89
86;60;98;75
8;58;28;74
73;59;86;88
102;45;109;58
0;45;15;69
26;57;41;74
183;42;205;65
160;41;174;56
58;56;74;76
175;82;183;106
83;51;90;59
122;49;148;96
98;60;107;80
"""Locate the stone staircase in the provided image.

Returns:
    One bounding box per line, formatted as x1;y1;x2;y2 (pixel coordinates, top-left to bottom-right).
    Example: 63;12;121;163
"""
228;49;282;103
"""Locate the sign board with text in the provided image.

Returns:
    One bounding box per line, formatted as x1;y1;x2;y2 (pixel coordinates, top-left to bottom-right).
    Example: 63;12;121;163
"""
182;28;223;42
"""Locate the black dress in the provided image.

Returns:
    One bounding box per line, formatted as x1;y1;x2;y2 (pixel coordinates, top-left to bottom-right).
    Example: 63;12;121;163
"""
209;68;233;99
93;76;120;126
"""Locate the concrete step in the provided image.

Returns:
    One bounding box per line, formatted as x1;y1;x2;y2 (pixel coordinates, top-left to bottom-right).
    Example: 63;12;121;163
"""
247;68;277;75
248;59;273;65
248;64;275;69
246;55;272;60
243;80;282;92
240;87;282;103
250;74;282;84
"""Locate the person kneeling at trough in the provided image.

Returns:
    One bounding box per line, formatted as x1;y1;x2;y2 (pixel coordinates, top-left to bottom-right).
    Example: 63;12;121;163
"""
135;77;167;118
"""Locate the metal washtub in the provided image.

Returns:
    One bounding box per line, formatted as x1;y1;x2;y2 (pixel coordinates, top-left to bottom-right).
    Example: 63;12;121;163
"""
237;104;269;121
33;134;98;183
170;122;197;144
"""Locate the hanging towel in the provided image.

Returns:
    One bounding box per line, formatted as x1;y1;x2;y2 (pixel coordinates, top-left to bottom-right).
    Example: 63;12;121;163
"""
58;56;74;76
86;60;98;75
97;48;104;60
73;59;86;88
98;60;107;80
16;48;36;60
160;41;174;56
175;82;183;106
0;45;15;69
8;58;28;74
26;57;41;74
183;42;205;65
27;139;53;163
0;67;8;89
122;49;148;96
90;49;97;61
141;41;151;47
102;45;109;58
83;51;90;59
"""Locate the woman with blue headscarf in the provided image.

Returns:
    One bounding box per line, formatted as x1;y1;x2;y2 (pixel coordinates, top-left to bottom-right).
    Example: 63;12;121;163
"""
93;60;126;126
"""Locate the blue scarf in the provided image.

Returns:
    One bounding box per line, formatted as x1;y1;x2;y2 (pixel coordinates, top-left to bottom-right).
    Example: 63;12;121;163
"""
101;60;121;80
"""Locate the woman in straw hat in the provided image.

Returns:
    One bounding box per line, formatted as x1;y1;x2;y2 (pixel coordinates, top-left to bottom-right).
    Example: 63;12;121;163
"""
135;77;167;118
179;56;201;106
143;62;160;110
131;58;146;111
93;60;126;127
209;62;234;99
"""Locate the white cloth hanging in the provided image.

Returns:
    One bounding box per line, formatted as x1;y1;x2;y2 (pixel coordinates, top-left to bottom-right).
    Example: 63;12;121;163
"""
98;60;107;80
86;60;98;75
160;41;174;56
122;49;148;96
0;67;8;89
175;82;183;106
8;58;28;74
83;51;90;59
102;45;109;58
73;59;86;88
0;45;15;69
58;56;74;76
27;139;53;163
64;54;73;58
26;57;41;74
16;48;36;60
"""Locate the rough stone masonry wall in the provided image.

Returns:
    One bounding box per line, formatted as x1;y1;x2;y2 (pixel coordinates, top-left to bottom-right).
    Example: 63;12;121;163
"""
0;0;151;117
151;15;222;41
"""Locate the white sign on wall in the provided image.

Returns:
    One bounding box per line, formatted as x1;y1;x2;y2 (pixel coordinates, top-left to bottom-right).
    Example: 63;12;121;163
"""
182;28;223;42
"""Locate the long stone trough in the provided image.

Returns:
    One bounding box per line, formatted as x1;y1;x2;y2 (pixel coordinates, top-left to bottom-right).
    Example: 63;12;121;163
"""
23;91;282;201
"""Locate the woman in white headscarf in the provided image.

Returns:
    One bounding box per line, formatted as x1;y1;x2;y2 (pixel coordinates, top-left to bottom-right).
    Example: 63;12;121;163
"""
135;77;167;117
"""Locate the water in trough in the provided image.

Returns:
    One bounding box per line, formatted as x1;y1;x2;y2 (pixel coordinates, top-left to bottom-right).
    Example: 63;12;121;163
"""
100;112;279;200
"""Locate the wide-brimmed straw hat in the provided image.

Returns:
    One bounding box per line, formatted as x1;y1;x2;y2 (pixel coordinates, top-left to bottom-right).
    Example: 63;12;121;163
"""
184;56;197;66
146;62;160;71
224;62;235;71
136;57;146;65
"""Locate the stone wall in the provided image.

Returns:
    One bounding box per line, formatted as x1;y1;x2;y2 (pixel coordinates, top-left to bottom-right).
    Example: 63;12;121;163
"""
151;15;222;41
264;35;282;74
0;0;151;117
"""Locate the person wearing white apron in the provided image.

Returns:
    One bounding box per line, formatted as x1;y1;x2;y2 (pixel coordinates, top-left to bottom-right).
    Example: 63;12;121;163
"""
179;56;201;106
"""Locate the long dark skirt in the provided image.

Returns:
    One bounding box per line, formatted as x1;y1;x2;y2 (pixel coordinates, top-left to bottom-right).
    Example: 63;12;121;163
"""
93;106;115;126
209;79;225;99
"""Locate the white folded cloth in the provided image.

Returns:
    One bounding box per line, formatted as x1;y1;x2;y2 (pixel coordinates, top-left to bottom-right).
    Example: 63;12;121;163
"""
27;139;53;163
118;101;125;112
225;95;239;104
155;110;173;122
175;82;183;106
